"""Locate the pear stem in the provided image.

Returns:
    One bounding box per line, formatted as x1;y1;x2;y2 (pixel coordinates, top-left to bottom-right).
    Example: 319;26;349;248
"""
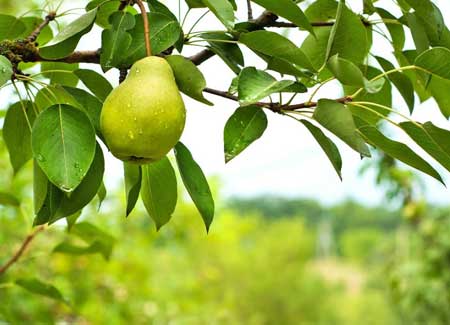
135;0;152;57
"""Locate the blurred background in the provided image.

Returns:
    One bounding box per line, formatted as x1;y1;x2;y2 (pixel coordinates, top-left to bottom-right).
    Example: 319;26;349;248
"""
1;0;450;324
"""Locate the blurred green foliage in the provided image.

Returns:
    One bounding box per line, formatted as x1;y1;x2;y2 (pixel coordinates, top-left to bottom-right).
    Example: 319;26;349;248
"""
0;132;449;324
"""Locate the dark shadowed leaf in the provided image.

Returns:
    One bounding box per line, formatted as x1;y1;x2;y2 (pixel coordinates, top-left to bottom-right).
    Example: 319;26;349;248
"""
0;192;20;207
400;121;450;174
51;144;105;223
375;56;414;112
357;123;443;183
124;163;142;217
175;142;215;231
201;32;244;74
3;101;37;174
141;157;178;230
15;278;66;304
300;119;342;180
74;69;113;102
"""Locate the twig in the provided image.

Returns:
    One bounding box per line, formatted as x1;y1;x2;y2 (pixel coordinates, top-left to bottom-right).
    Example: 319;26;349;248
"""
202;87;353;112
0;225;46;275
118;0;129;11
27;12;56;43
33;50;101;64
189;49;215;65
135;0;152;57
119;68;128;83
247;0;253;20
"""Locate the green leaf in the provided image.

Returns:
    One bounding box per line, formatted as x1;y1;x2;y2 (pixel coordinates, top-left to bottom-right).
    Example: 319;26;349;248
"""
87;0;137;28
31;105;96;192
0;192;20;207
0;14;26;40
0;55;13;87
39;9;98;59
55;222;114;259
123;13;181;65
3;101;37;174
51;144;104;222
251;0;314;35
239;30;313;70
400;121;450;175
174;142;215;231
224;105;268;162
74;69;113;102
19;16;53;45
375;56;414;112
100;11;135;71
325;0;344;62
186;0;205;8
33;182;63;226
60;87;104;139
166;55;213;105
141;157;178;230
301;4;368;69
34;85;83;111
327;54;365;87
97;181;107;210
15;278;66;304
313;99;371;157
238;67;294;105
34;85;103;139
66;211;82;230
41;62;79;87
200;32;244;74
124;163;142;217
33;161;48;214
202;0;235;29
357;123;443;183
415;47;450;80
406;13;430;54
376;8;405;51
299;119;342;180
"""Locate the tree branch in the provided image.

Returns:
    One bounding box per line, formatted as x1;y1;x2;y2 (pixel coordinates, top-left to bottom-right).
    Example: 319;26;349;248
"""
32;50;101;64
246;0;253;20
0;226;46;276
27;12;56;43
203;87;353;113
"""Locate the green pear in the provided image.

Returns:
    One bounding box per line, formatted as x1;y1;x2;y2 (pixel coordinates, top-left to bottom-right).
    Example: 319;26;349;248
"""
100;56;186;164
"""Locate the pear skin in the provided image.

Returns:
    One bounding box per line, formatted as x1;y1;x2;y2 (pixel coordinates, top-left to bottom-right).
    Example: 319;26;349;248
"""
100;56;186;164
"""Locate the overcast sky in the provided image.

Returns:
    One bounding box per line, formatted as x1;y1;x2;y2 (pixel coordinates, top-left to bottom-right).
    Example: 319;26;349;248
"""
5;0;450;206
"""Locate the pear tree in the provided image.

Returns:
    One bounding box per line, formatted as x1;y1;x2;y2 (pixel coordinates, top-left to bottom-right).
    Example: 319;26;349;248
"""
0;0;450;237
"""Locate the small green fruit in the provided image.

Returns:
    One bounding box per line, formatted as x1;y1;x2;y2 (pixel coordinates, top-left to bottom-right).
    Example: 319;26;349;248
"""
100;56;186;164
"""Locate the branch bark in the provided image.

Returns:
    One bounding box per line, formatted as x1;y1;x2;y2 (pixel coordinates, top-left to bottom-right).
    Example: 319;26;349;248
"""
0;226;46;275
203;87;353;113
27;12;56;43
